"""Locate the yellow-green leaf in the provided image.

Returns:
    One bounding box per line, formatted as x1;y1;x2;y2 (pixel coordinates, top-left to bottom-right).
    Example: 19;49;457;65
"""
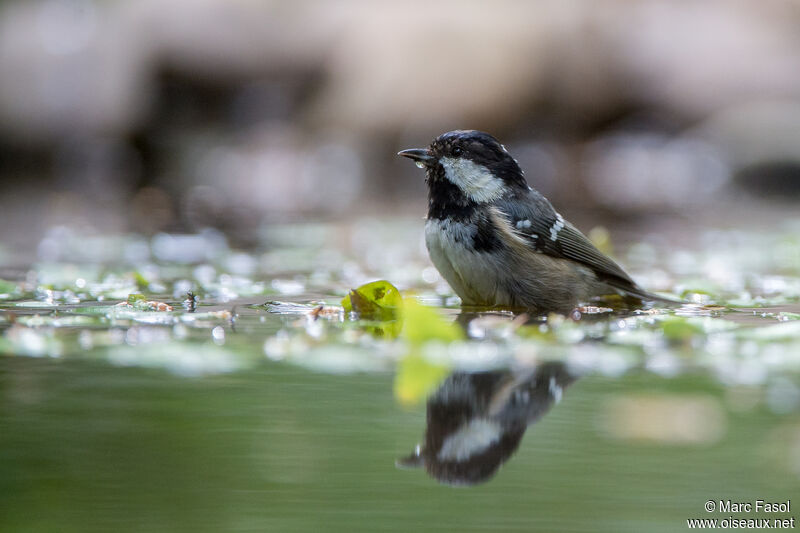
341;280;402;321
401;297;463;345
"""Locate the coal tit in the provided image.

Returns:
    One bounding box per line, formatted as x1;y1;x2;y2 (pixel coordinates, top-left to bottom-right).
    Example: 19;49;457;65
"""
399;130;663;313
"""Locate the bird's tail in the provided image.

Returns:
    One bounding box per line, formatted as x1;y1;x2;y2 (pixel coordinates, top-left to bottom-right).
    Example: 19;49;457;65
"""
603;278;685;308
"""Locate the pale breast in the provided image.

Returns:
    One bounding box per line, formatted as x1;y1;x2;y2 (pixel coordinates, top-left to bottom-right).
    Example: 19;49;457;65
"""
424;217;600;310
424;219;508;306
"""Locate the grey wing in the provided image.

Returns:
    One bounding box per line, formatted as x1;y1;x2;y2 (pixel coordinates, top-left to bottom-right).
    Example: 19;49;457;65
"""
495;192;650;298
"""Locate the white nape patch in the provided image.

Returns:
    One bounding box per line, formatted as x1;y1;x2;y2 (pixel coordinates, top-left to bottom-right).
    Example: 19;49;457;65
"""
437;418;502;462
549;213;565;241
515;219;532;230
549;376;563;404
440;157;506;203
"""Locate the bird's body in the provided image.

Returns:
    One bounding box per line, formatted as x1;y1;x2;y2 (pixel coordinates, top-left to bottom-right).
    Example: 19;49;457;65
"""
424;204;603;310
400;130;659;313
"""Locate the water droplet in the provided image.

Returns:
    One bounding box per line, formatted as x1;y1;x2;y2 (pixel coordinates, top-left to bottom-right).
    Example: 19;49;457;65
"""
415;161;425;169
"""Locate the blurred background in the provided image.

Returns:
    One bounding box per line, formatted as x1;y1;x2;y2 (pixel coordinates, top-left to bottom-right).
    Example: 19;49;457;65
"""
3;4;800;532
1;0;800;249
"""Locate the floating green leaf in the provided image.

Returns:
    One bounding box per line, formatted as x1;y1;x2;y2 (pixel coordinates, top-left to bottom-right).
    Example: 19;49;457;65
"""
341;280;402;321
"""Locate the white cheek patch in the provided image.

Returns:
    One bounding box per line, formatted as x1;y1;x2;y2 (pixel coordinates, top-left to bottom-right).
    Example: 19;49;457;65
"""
437;418;502;462
440;157;506;203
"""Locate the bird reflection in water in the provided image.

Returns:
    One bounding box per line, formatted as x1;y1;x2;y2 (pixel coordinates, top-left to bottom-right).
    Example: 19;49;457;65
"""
397;361;576;486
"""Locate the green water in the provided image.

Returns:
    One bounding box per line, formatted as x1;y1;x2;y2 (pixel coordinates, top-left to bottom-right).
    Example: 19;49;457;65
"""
2;357;796;532
1;221;799;531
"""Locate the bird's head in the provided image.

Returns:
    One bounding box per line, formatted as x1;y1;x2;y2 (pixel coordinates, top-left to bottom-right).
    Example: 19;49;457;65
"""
398;130;528;204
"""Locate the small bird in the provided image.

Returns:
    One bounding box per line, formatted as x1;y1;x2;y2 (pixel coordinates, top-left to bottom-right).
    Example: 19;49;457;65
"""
399;130;664;313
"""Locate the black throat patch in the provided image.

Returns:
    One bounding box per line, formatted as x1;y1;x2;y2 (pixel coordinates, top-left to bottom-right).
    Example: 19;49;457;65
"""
426;164;476;221
426;164;503;253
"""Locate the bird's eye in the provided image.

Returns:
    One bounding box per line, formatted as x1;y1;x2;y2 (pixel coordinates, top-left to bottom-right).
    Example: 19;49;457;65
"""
452;146;463;157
